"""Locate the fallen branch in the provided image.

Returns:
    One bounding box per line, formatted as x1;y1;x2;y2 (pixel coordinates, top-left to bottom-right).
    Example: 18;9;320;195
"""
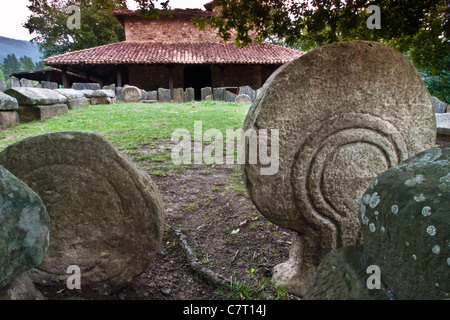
167;224;231;288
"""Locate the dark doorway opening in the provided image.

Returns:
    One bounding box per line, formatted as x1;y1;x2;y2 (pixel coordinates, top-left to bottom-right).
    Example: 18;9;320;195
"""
184;66;212;100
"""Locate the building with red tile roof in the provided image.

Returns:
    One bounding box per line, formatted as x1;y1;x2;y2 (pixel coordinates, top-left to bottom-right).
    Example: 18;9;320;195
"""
43;3;303;99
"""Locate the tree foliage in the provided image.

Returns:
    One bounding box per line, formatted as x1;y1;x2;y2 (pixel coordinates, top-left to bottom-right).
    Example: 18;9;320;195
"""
24;0;127;58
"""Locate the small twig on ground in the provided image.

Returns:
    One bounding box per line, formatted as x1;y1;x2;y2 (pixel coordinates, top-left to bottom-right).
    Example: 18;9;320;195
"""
166;224;231;288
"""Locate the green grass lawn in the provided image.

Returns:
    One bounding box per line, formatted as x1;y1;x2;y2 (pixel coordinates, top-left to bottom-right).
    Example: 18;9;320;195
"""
0;100;250;152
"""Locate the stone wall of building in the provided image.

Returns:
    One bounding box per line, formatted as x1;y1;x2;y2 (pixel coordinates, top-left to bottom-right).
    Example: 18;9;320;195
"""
123;16;228;44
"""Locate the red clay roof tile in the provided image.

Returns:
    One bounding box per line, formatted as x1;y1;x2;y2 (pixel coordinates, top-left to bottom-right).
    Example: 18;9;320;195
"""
43;41;304;66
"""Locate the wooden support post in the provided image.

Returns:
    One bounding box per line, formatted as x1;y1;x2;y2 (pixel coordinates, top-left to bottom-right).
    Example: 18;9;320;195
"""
61;67;68;88
220;66;225;88
116;67;122;87
168;65;174;99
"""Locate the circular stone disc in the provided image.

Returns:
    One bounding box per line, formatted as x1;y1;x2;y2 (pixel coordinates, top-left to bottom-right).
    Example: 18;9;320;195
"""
242;41;436;247
0;131;165;288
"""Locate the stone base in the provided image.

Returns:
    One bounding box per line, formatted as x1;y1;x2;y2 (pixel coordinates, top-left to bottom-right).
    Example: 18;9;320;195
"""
19;104;69;123
142;100;158;104
67;97;89;109
0;111;19;129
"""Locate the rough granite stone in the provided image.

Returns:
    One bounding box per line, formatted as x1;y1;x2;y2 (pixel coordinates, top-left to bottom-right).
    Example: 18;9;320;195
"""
123;86;142;103
242;40;436;297
360;145;450;300
0;131;165;290
0;165;50;291
5;87;67;106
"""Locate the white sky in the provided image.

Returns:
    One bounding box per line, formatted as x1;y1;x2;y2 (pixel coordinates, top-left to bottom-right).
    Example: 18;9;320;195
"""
0;0;209;41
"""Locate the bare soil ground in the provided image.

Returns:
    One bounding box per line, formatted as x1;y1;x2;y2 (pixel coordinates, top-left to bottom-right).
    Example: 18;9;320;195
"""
36;140;296;301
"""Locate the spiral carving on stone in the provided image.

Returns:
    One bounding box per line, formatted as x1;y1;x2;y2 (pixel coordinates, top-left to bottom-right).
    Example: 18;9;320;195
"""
291;113;409;247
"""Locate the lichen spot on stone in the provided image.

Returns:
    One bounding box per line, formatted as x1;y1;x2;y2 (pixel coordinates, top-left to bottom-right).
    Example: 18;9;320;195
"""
391;204;398;215
369;192;380;208
404;174;425;187
412;254;417;260
422;206;431;217
369;223;376;232
362;194;371;205
426;225;436;236
414;194;426;202
447;257;450;266
432;245;440;254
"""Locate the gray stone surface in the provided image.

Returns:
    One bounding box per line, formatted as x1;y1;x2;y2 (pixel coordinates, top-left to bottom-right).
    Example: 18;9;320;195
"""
72;83;101;91
226;91;237;102
242;40;436;297
20;79;34;88
147;90;157;101
201;87;212;101
436;113;450;135
80;90;95;98
18;104;69;122
5;87;67;106
158;88;171;103
0;81;7;92
239;86;256;101
0;111;19;129
432;96;448;113
123;86;142;103
92;89;116;98
213;87;226;101
0;131;165;290
184;87;194;102
360;145;450;300
0;92;19;111
41;81;58;90
304;245;392;300
9;76;20;88
140;90;148;101
0;165;50;291
116;87;123;101
173;88;184;103
235;94;252;105
54;89;89;109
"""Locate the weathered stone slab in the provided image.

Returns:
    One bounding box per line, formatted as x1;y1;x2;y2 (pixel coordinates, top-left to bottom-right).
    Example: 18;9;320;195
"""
436;113;450;136
432;96;448;113
0;81;7;92
0;165;50;291
201;87;212;101
9;76;20;88
235;94;252;105
0;92;19;111
40;81;58;90
5;87;67;106
360;145;450;300
226;91;237;102
72;83;101;91
173;88;184;103
54;89;89;109
147;90;157;101
242;40;436;297
123;86;142;103
0;111;19;129
184;87;195;102
239;86;256;101
140;90;148;101
80;89;95;98
213;87;226;101
18;104;69;123
20;78;34;88
0;131;165;290
158;88;171;103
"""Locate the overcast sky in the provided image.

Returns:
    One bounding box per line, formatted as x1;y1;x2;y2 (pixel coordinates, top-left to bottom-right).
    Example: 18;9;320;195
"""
0;0;208;41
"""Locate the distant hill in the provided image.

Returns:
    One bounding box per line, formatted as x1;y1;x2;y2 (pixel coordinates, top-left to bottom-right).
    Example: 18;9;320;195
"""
0;36;42;64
